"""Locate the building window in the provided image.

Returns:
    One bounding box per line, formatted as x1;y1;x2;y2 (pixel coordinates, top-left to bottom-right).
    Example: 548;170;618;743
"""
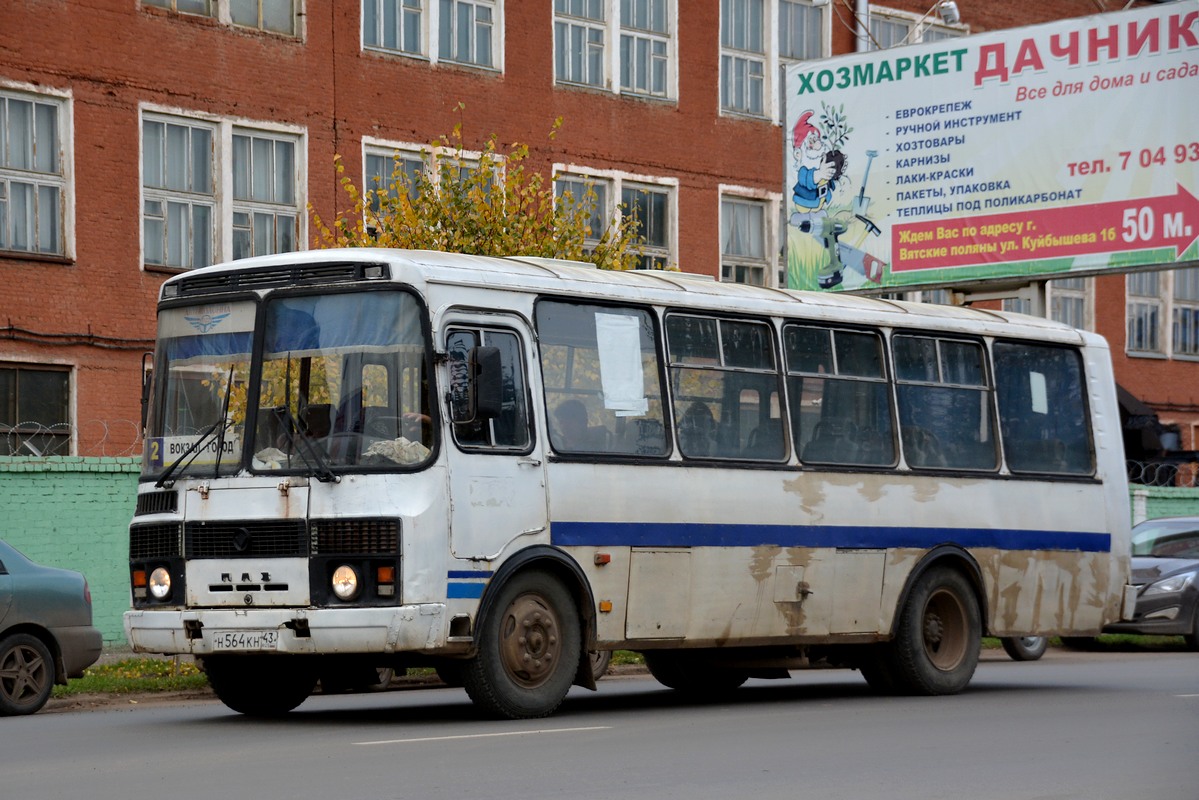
364;0;424;54
619;0;670;97
365;145;426;212
554;174;610;250
1174;267;1199;358
720;0;765;116
1;365;71;456
867;7;964;49
144;0;298;35
142;117;215;269
721;196;769;286
364;0;499;68
622;183;671;269
232;131;298;260
0;89;67;258
779;0;823;61
1051;277;1089;329
554;0;606;88
552;0;675;99
555;168;675;269
439;0;495;67
142;110;304;270
1127;271;1163;354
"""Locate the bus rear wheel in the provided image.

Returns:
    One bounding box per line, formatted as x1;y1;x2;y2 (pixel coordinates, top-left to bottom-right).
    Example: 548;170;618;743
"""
202;655;317;716
462;570;581;720
885;565;980;695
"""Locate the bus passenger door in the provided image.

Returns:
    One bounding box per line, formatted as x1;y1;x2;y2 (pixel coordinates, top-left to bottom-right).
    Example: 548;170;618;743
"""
442;318;547;561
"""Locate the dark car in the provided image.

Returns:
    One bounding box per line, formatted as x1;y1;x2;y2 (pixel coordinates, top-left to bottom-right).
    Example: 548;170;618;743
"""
1101;516;1199;650
0;540;103;715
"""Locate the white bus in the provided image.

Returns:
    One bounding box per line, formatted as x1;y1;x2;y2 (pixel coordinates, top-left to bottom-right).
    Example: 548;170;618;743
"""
124;249;1135;719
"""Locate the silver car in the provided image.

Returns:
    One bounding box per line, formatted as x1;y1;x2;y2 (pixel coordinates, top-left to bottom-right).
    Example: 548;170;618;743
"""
1101;516;1199;649
0;540;103;715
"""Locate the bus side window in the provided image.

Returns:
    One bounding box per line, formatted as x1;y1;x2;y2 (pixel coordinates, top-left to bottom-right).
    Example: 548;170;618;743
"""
893;335;997;471
447;328;532;451
784;324;895;467
667;314;780;461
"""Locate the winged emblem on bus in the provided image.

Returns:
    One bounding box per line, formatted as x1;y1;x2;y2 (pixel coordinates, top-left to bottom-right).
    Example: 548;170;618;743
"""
185;312;230;333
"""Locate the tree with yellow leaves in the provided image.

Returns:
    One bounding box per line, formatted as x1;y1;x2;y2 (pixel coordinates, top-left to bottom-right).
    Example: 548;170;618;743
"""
310;113;645;270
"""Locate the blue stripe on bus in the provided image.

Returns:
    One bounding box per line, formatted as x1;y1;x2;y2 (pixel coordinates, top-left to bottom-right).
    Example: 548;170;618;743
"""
447;582;487;599
448;570;494;579
550;521;1111;553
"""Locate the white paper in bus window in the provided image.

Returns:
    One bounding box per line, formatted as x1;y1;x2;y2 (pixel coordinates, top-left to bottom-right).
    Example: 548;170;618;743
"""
595;313;648;416
1029;371;1048;415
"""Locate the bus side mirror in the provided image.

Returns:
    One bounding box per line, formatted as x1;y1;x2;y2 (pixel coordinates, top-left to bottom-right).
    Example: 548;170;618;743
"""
449;345;502;424
140;352;153;435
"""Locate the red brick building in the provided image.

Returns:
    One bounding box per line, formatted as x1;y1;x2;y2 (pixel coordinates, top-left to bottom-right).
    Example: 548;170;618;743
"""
2;0;1195;467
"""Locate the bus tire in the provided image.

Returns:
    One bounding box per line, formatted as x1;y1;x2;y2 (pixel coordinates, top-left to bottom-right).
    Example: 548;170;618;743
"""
589;650;612;681
886;565;980;695
202;655;316;716
642;651;748;695
1000;636;1048;661
857;648;899;694
462;570;581;720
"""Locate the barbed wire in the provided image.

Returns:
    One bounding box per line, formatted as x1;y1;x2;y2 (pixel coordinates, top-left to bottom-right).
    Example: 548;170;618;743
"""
1127;459;1199;489
3;420;143;458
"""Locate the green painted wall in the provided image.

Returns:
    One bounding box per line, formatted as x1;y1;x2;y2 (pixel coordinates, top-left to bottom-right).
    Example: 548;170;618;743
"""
2;457;1198;649
1;456;138;644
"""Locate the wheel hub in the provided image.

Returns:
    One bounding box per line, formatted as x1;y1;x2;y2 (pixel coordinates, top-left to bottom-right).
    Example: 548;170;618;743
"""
1;644;46;703
500;594;560;689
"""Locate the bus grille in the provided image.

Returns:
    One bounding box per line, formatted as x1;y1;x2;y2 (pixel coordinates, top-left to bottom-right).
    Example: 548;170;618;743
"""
185;520;308;558
134;491;178;516
311;518;400;555
171;262;390;297
130;523;183;559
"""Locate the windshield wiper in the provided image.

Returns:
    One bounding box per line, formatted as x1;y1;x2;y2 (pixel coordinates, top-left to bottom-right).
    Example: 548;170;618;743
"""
156;365;235;488
274;404;339;483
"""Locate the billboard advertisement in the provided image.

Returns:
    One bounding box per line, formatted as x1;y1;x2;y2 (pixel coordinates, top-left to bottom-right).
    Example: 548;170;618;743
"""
784;1;1199;292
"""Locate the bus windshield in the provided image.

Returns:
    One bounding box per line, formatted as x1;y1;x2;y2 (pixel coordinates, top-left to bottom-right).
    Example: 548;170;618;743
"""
251;290;434;472
145;300;256;480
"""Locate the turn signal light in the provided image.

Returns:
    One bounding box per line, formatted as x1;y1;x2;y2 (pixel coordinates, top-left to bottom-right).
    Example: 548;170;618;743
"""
132;569;147;588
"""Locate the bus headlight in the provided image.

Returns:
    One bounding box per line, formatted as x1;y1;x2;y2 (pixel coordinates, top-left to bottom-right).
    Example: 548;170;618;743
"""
331;565;360;601
149;567;172;600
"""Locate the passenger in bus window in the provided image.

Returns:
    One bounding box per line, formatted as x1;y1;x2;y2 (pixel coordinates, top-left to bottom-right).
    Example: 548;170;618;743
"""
679;401;718;457
553;399;609;451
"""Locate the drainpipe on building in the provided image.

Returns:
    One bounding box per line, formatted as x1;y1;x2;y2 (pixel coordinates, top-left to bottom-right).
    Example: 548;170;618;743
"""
855;0;869;52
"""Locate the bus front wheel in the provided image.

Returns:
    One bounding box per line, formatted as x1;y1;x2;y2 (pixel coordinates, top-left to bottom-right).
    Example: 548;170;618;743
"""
462;570;581;719
202;655;317;716
886;565;980;695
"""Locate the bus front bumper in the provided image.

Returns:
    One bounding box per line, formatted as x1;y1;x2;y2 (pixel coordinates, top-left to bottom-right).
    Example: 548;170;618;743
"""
123;605;448;656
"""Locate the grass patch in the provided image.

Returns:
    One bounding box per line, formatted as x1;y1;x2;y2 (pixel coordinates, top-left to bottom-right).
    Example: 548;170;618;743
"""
53;658;209;697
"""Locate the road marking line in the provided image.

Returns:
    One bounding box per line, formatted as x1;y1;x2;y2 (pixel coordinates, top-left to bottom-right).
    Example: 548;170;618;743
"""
354;726;613;746
1176;694;1199;698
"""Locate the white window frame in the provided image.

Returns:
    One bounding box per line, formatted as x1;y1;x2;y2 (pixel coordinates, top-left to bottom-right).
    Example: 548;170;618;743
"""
999;278;1094;330
554;164;677;270
142;0;304;37
0;82;74;261
552;0;677;101
1172;267;1199;359
719;0;831;124
866;6;966;50
777;0;828;64
363;140;429;209
364;0;503;71
720;0;769;119
139;105;307;272
720;186;782;287
1127;270;1165;356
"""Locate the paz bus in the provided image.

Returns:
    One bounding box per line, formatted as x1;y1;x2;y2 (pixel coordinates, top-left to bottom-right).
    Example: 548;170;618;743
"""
124;248;1135;719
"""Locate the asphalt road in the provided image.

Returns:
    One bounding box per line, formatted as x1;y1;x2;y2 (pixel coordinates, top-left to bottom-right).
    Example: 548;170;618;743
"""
4;649;1196;800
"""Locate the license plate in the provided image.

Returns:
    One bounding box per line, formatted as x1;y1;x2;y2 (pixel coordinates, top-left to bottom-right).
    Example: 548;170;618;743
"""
210;630;279;651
